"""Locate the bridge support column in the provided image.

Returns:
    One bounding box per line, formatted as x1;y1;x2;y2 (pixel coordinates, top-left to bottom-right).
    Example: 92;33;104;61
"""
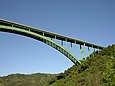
43;33;44;36
65;38;68;49
93;48;95;56
92;46;95;58
61;40;63;45
69;42;73;53
80;44;82;59
64;39;72;54
71;42;72;47
53;36;57;42
84;43;86;59
88;47;90;58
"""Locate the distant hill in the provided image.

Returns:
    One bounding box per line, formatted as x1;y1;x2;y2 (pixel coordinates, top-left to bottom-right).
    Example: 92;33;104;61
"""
0;44;115;86
0;73;57;86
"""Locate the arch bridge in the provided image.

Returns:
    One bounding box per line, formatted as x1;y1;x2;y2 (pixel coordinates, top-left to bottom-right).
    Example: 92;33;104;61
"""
0;19;105;66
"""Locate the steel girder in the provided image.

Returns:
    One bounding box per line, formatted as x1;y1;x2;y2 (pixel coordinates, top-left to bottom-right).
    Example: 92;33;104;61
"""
0;25;81;66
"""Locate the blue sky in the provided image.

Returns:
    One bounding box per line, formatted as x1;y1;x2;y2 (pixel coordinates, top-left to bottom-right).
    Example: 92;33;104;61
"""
0;0;115;76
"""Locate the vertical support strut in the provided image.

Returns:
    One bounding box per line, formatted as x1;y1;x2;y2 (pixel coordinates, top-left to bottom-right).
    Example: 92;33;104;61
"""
43;33;44;36
88;46;90;57
84;43;86;59
42;33;45;43
94;48;95;56
92;45;94;57
71;42;72;47
61;40;63;45
98;48;100;53
69;42;72;53
54;36;57;42
74;41;77;57
97;47;99;53
65;39;72;53
80;44;82;59
65;38;68;49
94;48;95;52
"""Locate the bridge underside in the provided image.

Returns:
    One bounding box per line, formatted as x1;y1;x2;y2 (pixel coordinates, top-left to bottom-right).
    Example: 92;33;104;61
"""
0;19;105;66
0;25;81;66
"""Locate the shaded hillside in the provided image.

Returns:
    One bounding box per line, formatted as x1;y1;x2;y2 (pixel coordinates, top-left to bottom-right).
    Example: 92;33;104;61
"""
45;44;115;86
0;73;57;86
0;44;115;86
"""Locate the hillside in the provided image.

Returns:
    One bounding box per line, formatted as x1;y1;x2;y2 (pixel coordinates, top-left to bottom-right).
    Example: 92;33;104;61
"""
0;73;57;86
0;44;115;86
45;44;115;86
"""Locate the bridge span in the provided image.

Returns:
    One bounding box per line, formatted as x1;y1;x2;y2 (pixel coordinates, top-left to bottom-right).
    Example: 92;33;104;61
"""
0;19;105;66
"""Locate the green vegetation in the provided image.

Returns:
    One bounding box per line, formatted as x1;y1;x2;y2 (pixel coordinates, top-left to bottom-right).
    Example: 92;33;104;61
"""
0;44;115;86
45;44;115;86
0;73;57;86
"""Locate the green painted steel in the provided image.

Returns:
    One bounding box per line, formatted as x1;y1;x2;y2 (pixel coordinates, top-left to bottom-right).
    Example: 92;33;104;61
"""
0;25;81;66
0;19;105;49
84;43;86;59
88;47;90;57
0;19;106;66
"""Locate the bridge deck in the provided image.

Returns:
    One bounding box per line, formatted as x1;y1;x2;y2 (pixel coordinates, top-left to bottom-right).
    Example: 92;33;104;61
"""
0;19;105;49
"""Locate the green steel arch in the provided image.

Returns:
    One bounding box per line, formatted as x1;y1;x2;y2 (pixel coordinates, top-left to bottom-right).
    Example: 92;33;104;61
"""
0;25;81;66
